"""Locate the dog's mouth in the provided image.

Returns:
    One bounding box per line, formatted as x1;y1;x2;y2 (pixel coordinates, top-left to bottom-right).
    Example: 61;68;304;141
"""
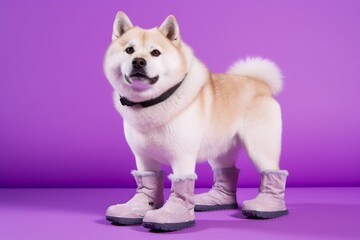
125;73;159;85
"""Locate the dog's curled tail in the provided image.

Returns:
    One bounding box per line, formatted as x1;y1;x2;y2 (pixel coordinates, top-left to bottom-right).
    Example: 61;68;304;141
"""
228;57;283;95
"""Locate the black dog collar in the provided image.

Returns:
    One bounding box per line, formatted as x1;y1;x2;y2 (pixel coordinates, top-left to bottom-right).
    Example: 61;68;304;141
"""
119;74;187;108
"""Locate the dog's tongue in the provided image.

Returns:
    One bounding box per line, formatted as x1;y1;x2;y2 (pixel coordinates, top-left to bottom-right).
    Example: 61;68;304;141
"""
131;78;151;91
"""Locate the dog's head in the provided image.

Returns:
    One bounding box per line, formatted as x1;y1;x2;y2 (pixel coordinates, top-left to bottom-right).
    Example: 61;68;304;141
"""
104;12;190;102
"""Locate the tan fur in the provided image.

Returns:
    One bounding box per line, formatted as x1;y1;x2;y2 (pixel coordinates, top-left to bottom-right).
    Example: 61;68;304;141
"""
196;73;273;142
210;74;271;126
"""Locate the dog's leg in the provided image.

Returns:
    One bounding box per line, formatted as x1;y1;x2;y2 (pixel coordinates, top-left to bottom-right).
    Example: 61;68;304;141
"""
241;97;282;171
143;155;197;231
194;145;240;211
208;144;239;169
240;97;289;219
135;154;162;172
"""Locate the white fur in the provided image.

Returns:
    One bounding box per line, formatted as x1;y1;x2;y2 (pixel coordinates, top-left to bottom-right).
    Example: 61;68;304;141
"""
228;57;283;95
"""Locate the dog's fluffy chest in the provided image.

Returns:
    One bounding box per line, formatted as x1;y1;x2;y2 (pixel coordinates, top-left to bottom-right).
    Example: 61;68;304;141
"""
123;104;204;163
124;122;193;164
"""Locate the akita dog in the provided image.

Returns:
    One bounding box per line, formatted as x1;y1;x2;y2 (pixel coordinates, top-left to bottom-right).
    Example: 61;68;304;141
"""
104;12;289;232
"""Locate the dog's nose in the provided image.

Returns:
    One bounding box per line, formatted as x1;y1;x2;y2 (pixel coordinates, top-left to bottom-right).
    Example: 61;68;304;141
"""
132;58;147;69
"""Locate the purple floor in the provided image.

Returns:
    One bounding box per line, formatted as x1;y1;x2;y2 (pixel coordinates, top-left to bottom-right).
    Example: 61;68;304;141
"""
0;188;359;240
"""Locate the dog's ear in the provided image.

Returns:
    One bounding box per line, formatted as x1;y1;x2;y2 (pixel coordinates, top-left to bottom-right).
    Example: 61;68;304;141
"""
112;11;133;41
159;15;180;44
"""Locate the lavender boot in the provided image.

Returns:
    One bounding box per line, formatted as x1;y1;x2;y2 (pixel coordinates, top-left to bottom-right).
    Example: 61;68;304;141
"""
142;174;197;231
195;167;239;211
242;170;289;219
106;170;164;225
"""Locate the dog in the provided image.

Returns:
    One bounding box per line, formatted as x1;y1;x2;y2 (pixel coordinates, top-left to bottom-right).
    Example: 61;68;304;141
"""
104;11;289;232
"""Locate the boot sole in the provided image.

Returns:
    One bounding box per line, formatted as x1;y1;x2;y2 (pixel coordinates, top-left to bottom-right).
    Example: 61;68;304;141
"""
106;216;143;225
143;220;195;232
242;209;289;219
195;203;238;212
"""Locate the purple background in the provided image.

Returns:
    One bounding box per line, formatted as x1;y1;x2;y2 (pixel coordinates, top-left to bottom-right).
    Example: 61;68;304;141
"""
0;0;359;188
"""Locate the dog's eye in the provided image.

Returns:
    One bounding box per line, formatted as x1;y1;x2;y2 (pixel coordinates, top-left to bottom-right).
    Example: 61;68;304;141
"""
125;47;134;54
151;49;161;57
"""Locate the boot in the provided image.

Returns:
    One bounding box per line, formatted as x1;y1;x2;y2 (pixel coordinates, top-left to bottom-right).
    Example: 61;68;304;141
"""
242;170;289;219
195;167;239;211
106;170;164;225
142;174;197;231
